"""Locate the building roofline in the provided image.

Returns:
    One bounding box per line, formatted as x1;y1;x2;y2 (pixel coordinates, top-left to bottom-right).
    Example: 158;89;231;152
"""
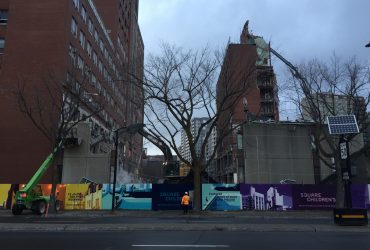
88;0;115;51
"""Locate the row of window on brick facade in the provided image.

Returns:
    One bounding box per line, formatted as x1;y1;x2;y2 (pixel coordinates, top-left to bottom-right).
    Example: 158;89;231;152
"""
0;9;8;53
0;9;8;24
68;45;124;110
71;1;121;79
71;16;119;80
69;16;125;105
76;0;128;64
67;71;121;129
69;28;125;109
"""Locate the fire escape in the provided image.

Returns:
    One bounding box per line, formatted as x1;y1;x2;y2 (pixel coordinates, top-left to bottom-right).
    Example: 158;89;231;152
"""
257;66;278;120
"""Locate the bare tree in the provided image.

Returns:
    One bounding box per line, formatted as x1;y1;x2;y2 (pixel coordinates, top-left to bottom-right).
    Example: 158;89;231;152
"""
283;54;370;207
143;43;255;211
15;67;104;212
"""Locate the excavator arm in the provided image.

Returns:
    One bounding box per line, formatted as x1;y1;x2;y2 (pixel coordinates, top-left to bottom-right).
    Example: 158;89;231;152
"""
269;47;319;119
137;129;173;162
122;124;173;162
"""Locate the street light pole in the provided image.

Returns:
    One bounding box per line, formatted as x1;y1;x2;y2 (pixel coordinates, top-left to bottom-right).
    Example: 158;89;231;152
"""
110;123;145;212
111;129;119;212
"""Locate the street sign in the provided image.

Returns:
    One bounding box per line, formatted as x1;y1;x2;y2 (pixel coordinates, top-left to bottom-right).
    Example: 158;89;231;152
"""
340;142;347;159
327;115;359;135
342;172;350;180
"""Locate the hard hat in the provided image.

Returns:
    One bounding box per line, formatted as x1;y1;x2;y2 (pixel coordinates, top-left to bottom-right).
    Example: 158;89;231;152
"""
185;192;188;194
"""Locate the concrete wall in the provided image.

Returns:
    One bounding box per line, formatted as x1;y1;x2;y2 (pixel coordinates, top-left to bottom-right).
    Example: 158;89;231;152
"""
62;122;111;183
243;123;315;184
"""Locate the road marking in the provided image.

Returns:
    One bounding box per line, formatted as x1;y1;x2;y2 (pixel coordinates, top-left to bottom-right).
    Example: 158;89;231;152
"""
33;221;85;223
187;221;229;223
132;245;229;248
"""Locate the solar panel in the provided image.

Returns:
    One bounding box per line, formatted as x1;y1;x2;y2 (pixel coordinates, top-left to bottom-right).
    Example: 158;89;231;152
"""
327;115;359;135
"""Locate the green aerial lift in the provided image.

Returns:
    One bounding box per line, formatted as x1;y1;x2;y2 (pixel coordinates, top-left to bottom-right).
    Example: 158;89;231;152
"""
12;141;64;215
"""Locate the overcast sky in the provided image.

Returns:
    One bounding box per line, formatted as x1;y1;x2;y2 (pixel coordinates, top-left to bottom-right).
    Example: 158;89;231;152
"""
138;0;370;155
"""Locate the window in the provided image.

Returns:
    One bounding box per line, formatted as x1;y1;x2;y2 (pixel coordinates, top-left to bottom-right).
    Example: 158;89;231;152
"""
92;51;97;65
91;74;96;86
68;44;76;64
0;38;5;53
98;60;103;74
104;47;108;60
81;5;87;23
96;81;101;93
103;67;108;81
73;0;79;10
75;81;81;93
71;18;78;37
99;39;104;52
108;56;112;68
94;29;99;43
79;30;85;49
86;41;92;57
84;65;91;78
88;18;94;34
77;55;84;71
0;10;8;24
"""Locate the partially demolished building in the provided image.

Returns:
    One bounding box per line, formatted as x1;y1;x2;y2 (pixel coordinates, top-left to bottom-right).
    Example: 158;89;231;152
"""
214;21;279;183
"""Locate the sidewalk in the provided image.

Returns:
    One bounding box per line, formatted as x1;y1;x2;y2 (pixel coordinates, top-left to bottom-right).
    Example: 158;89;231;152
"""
0;209;368;232
0;209;334;217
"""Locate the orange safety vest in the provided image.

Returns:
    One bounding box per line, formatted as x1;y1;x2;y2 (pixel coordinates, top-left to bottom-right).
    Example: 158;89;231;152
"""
181;195;190;205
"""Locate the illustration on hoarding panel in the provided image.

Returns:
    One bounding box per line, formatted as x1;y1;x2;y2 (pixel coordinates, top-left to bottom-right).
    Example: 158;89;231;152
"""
64;184;90;210
152;184;193;210
351;184;370;210
0;184;66;210
102;184;152;210
240;184;292;211
84;183;103;209
291;185;336;210
0;184;12;209
202;184;241;211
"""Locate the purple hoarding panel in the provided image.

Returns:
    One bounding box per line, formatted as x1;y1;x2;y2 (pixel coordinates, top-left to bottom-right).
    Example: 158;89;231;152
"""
240;184;293;211
351;184;370;210
292;185;336;210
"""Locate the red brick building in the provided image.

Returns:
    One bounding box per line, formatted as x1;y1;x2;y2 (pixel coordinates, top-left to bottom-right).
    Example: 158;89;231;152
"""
0;0;144;183
215;21;279;182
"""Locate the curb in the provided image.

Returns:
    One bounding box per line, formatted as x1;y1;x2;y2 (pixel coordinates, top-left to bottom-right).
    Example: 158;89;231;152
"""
0;223;369;233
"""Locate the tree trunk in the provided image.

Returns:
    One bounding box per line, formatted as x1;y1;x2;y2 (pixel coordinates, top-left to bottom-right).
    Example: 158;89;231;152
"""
49;150;63;213
192;165;202;212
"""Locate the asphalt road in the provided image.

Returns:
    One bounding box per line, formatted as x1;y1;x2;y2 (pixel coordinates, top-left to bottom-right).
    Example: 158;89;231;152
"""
1;231;369;250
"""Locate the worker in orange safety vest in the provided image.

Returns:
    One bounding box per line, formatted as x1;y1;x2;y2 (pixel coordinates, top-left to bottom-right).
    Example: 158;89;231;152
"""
181;192;190;214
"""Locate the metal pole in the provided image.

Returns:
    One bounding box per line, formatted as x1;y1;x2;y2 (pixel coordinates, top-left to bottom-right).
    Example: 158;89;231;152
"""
111;129;119;212
345;139;352;208
339;135;352;209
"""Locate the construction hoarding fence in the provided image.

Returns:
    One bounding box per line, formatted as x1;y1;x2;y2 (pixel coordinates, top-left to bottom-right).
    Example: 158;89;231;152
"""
1;184;370;211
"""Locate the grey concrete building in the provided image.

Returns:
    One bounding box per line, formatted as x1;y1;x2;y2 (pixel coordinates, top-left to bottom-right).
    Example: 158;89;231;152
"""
242;122;316;184
62;122;111;183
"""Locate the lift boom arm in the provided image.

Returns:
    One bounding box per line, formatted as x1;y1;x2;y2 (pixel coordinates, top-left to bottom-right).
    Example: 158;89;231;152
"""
20;140;63;193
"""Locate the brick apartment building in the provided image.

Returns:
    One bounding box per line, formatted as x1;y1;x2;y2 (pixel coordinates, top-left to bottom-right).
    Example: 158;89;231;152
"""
215;21;279;183
0;0;144;183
